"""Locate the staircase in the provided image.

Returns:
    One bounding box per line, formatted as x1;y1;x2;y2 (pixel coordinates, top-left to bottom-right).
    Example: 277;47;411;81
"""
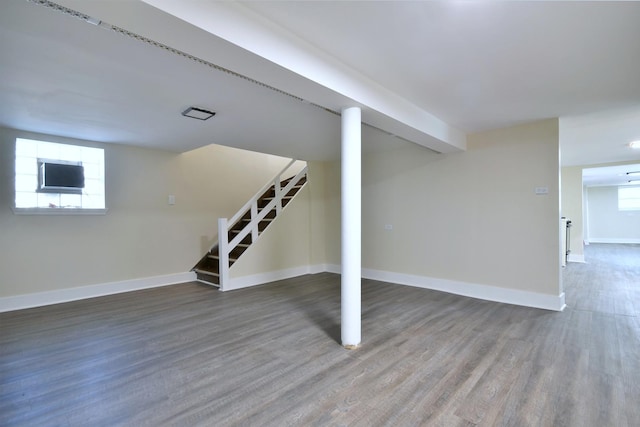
193;160;308;289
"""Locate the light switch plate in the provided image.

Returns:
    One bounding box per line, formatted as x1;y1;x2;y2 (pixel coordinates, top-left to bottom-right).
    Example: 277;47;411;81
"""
535;187;549;195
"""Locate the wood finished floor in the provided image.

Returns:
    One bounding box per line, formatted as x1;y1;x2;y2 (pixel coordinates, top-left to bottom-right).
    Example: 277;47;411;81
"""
1;243;639;426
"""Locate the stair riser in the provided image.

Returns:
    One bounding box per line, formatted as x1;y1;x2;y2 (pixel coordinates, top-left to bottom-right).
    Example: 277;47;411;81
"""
196;272;219;286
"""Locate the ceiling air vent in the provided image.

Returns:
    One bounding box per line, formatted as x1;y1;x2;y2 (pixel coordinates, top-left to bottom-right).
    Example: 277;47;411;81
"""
181;107;216;121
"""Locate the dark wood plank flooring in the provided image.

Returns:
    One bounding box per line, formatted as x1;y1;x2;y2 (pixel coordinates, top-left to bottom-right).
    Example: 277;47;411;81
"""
1;243;639;426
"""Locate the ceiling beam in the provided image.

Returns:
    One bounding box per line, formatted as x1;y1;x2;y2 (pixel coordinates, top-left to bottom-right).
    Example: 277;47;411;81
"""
137;0;467;154
54;0;466;153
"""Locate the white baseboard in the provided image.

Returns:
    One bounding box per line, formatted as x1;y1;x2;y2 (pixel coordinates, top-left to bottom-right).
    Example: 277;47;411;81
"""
0;272;196;313
588;238;640;244
361;268;566;312
567;253;586;263
324;264;341;274
225;265;330;291
308;264;330;275
245;264;565;311
2;264;567;313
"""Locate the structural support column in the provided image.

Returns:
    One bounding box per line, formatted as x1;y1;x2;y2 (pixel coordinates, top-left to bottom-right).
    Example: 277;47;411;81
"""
341;107;361;349
218;217;229;291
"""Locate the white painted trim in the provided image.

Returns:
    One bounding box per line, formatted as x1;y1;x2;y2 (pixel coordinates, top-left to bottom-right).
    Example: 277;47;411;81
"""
325;264;341;274
12;207;108;215
230;263;565;311
0;272;196;313
137;0;466;153
587;238;640;244
361;268;566;312
2;265;568;313
567;253;586;263
225;265;328;291
308;264;329;275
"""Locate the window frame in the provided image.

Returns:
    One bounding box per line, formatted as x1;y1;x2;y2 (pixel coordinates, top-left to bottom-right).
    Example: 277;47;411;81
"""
13;137;107;215
618;185;640;212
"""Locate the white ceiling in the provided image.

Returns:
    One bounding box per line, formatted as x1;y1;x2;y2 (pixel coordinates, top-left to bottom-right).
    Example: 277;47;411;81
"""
1;0;640;168
241;1;640;132
583;163;640;187
0;0;348;159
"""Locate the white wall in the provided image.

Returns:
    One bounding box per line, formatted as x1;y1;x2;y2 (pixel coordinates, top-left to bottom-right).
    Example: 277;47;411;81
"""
561;166;585;261
324;119;563;309
0;127;315;304
1;120;565;311
586;185;640;243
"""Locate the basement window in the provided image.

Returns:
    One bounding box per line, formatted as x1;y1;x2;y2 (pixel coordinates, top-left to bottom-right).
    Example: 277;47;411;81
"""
618;186;640;211
14;138;106;214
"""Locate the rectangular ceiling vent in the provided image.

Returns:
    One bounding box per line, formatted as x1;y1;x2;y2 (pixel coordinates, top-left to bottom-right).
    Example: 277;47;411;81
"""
181;107;216;121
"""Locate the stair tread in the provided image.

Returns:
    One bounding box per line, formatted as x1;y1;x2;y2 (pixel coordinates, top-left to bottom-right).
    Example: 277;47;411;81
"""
262;195;294;200
196;278;220;288
208;254;238;261
194;268;219;276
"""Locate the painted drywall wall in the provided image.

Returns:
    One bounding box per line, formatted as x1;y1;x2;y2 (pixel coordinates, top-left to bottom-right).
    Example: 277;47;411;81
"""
561;166;585;260
586;185;640;243
325;119;561;298
0;127;312;299
307;162;329;267
322;160;342;267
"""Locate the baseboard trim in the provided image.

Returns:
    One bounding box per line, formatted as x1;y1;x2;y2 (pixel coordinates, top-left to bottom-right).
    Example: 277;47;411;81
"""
588;238;640;244
325;264;341;274
308;264;330;275
362;268;566;312
0;272;196;313
225;265;329;291
2;264;567;313
567;253;586;263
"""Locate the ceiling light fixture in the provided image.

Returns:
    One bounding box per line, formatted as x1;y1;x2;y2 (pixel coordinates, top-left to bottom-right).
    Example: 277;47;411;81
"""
630;140;640;149
181;107;216;121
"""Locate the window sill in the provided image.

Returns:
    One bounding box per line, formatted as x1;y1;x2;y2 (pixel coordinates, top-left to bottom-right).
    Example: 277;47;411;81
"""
12;207;108;215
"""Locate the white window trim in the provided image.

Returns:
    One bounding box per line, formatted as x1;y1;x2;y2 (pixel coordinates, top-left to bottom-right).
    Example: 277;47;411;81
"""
13;137;107;215
12;207;108;215
618;185;640;212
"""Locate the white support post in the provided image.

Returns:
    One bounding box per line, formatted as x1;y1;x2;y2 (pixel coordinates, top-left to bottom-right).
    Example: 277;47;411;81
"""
251;202;259;243
218;217;230;290
275;177;282;215
341;106;362;349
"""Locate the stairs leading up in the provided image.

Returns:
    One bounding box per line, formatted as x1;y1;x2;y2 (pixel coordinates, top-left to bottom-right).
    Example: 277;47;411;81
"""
193;173;307;287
